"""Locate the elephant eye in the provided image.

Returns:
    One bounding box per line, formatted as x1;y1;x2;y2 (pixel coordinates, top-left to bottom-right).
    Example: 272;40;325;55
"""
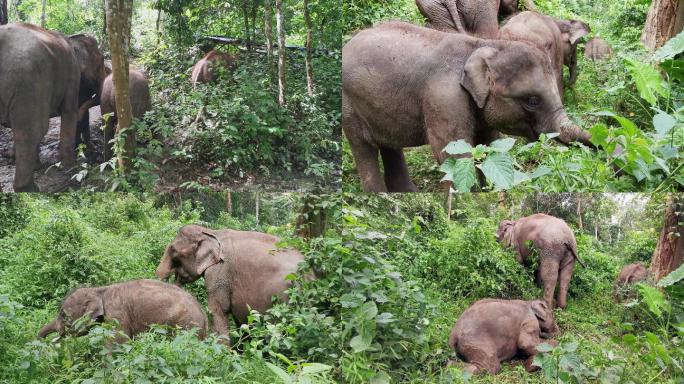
523;96;541;111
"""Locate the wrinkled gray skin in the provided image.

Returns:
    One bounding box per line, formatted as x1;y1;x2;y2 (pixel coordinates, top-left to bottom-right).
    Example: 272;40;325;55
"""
498;213;585;309
99;69;152;161
500;12;590;95
343;22;593;192
0;23;106;191
415;0;500;38
499;0;537;17
617;262;649;285
191;50;237;86
155;224;306;345
37;280;207;340
448;299;559;374
585;37;612;61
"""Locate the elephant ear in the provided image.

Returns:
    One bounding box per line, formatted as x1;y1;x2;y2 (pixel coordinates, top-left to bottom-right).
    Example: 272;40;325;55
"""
195;231;225;276
530;300;550;322
461;47;498;109
557;20;590;45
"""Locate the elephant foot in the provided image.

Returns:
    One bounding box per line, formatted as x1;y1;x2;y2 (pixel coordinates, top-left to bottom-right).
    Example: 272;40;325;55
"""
524;356;539;372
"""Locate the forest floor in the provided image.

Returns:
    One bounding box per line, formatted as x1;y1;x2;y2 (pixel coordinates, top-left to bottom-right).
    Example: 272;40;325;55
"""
0;107;104;192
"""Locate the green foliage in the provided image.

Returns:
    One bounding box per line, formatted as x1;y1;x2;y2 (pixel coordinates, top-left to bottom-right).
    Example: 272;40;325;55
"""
0;195;28;239
615;229;658;263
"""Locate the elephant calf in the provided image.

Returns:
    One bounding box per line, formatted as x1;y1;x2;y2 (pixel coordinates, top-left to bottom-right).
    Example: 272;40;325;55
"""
498;213;585;309
191;50;237;86
617;262;649;286
449;299;558;374
155;225;307;345
99;69;152;161
38;279;207;340
585;37;613;61
500;12;590;94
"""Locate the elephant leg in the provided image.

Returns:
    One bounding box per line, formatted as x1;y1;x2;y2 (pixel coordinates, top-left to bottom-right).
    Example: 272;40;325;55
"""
10;111;47;192
380;147;417;192
557;258;574;309
343;103;386;191
539;257;560;308
518;320;544;371
207;295;231;346
104;116;116;162
76;109;92;160
59;110;78;168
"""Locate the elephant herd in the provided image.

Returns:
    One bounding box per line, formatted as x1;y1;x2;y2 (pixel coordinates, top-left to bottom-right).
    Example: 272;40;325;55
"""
38;225;306;346
343;0;614;192
0;23;236;192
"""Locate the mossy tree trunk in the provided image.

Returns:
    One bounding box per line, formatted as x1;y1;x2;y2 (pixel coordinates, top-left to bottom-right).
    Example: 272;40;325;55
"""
641;0;684;51
651;194;684;280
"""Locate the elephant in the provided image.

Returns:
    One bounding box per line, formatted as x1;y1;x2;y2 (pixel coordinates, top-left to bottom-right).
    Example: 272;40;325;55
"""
499;0;536;18
343;22;593;192
448;299;559;374
499;12;590;95
617;262;649;286
415;0;500;38
99;69;152;161
155;224;307;345
37;279;207;340
497;213;586;308
0;23;106;191
585;37;613;61
191;50;237;86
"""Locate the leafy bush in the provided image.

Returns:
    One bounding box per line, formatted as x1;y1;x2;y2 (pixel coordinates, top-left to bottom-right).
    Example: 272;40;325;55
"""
568;234;617;298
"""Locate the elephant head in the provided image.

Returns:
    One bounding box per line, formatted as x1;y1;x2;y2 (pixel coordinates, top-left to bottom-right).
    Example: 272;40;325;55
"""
496;220;516;247
460;44;592;146
529;300;559;337
156;225;225;285
553;19;590;85
37;287;105;338
68;34;107;105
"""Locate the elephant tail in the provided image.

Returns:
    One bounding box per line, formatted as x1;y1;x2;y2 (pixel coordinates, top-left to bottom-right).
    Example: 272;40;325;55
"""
565;242;587;268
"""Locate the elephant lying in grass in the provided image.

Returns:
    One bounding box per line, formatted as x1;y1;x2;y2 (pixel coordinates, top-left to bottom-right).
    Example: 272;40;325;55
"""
498;213;585;309
617;262;649;286
448;299;558;374
155;224;307;345
38;279;207;340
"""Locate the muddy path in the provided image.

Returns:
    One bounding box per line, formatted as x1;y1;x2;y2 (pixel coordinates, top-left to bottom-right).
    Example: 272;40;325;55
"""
0;107;104;192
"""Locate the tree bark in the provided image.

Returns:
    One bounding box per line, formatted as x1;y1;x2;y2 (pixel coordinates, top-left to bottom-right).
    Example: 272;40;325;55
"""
577;198;583;231
447;189;453;221
0;0;8;25
226;190;232;214
303;0;314;95
275;0;286;105
241;0;251;51
106;0;135;172
651;194;684;281
155;7;161;45
641;0;684;51
264;0;274;79
255;192;260;226
296;195;327;238
40;0;46;27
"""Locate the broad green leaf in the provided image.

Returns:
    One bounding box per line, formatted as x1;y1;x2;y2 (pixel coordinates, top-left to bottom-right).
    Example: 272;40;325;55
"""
624;57;669;106
513;170;531;185
589;123;610;147
349;334;372;352
595;111;639;136
301;363;333;375
653;112;677;136
443;140;473;155
440;157;478;192
654;30;684;61
660;59;684;82
657;263;684;287
357;301;378;321
536;342;555;353
637;284;669;317
488;138;516;152
370;371;391;384
265;363;292;384
531;166;552;179
479;152;515;190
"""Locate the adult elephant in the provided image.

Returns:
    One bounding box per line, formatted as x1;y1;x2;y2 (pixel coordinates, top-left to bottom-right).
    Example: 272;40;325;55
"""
497;213;586;309
155;224;307;345
343;22;592;192
500;12;590;95
0;23;106;191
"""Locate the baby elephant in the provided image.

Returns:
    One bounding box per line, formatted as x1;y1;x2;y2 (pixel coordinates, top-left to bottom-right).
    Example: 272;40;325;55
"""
617;262;649;286
100;69;152;161
191;50;237;86
449;299;559;375
37;279;207;340
585;37;612;61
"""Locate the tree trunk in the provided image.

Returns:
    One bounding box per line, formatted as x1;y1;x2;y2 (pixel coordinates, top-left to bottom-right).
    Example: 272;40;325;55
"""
303;0;314;95
447;189;453;221
226;190;232;214
577;198;583;231
106;0;135;172
275;0;286;105
0;0;8;25
241;0;251;51
250;0;258;50
155;8;161;45
255;192;260;226
264;0;274;82
40;0;46;27
641;0;684;51
651;194;684;281
296;195;327;239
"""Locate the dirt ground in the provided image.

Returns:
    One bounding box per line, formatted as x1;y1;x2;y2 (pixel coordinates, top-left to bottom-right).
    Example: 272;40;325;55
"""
0;107;104;192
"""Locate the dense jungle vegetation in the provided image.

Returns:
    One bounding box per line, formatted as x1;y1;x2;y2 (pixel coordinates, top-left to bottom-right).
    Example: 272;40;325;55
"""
3;0;341;192
342;0;684;193
0;192;682;383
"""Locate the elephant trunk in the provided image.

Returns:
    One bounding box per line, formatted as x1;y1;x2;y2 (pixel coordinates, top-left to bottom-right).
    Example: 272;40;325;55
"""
555;114;593;148
155;252;174;280
37;318;62;338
